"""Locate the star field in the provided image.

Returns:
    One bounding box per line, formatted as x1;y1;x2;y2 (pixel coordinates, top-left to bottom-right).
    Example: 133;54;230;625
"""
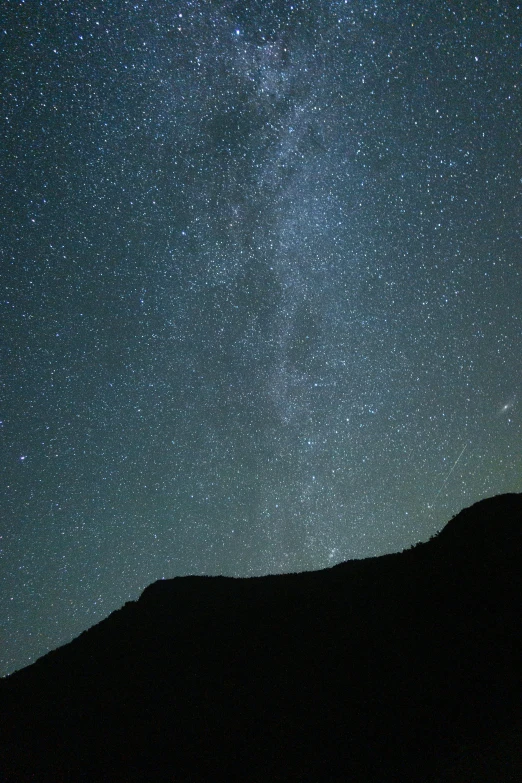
1;0;521;675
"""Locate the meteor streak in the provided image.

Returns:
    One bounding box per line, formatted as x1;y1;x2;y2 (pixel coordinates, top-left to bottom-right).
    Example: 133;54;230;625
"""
432;443;469;504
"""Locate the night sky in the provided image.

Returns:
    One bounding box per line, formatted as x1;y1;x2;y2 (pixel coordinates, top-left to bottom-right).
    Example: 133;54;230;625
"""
2;0;521;676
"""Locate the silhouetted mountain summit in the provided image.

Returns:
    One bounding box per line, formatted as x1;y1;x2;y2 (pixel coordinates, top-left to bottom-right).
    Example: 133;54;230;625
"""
1;493;521;782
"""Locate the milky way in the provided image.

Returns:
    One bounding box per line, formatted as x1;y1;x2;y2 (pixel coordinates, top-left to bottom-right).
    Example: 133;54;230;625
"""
2;0;521;675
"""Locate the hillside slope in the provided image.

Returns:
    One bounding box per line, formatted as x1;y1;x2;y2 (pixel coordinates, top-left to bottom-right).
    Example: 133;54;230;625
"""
1;493;521;782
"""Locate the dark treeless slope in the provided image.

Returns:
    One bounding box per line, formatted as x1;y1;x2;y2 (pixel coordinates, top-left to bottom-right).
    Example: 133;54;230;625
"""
1;493;521;782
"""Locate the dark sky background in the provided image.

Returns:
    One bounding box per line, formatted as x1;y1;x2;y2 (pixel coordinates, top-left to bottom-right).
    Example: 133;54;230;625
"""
1;0;521;676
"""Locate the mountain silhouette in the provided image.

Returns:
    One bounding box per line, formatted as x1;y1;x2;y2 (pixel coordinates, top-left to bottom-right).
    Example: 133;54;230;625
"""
1;493;521;782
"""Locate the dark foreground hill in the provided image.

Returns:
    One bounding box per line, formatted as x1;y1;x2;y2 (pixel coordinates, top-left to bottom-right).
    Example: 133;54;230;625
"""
1;494;521;782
